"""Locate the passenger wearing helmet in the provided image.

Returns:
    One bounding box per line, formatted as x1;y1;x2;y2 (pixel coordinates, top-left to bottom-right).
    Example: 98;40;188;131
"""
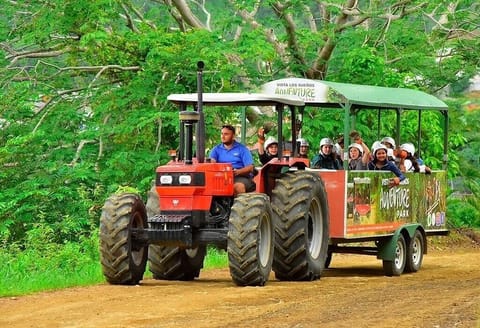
347;131;370;170
381;136;396;150
398;143;431;174
296;138;310;158
258;136;279;165
368;141;405;187
348;143;369;170
310;137;343;170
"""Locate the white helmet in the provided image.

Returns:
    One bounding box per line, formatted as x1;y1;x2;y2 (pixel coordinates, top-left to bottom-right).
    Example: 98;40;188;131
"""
264;136;278;150
381;136;396;149
371;141;388;156
348;143;363;155
297;138;309;147
400;143;415;156
320;137;333;147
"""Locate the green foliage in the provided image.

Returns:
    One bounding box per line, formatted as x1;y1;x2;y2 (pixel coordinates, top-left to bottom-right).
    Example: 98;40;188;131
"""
0;232;102;297
204;247;228;269
333;48;387;85
447;199;480;228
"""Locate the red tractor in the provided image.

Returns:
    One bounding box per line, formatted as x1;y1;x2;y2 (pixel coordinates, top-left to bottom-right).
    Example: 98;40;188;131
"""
99;62;330;286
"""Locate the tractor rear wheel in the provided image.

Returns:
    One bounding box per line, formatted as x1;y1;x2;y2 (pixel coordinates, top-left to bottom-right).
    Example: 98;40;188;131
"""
148;245;206;280
99;193;148;285
271;171;330;281
228;193;274;286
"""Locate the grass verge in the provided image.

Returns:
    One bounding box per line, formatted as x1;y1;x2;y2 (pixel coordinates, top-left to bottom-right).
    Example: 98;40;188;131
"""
0;237;228;297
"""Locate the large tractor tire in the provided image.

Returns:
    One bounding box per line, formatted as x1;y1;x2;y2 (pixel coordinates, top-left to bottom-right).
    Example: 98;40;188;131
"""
99;193;148;285
148;245;206;280
228;193;274;286
271;171;330;281
145;182;206;280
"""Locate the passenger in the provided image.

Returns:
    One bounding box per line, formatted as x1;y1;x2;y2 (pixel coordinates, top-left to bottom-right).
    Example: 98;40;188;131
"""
381;136;396;150
258;136;279;165
398;143;432;174
311;137;343;170
349;130;371;162
348;143;369;170
381;136;397;163
368;142;406;187
210;124;255;196
296;138;310;158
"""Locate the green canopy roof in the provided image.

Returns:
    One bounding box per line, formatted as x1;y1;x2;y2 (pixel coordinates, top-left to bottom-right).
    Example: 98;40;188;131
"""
261;78;448;111
167;92;304;107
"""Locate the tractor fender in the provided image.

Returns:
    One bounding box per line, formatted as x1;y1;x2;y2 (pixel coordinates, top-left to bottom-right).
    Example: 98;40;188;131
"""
376;224;426;261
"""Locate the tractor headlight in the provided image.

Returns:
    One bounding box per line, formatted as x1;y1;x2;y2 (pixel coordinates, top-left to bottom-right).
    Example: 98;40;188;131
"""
159;175;173;184
178;175;192;185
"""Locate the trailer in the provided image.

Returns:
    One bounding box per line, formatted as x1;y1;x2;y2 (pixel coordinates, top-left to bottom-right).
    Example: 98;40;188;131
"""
261;78;449;276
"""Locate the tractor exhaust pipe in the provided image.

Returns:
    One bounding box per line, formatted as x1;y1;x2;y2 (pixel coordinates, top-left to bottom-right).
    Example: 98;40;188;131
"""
179;111;199;165
196;61;205;163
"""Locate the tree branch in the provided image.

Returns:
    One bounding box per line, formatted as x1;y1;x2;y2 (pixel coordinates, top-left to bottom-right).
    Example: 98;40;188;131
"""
70;140;97;167
191;0;212;31
272;2;306;67
120;2;141;33
5;46;73;67
171;0;209;30
96;113;111;172
120;0;158;31
9;62;140;82
232;0;287;60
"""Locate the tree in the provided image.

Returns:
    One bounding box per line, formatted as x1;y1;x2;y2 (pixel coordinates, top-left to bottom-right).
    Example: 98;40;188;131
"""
0;0;478;244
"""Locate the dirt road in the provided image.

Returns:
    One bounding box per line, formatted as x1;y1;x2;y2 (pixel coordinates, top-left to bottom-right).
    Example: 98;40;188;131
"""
1;245;479;328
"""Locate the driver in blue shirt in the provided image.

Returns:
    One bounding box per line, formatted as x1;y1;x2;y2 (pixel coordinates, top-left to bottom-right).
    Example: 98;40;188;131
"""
209;124;255;196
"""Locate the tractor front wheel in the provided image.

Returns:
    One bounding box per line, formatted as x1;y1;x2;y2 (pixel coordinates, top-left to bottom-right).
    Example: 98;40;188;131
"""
228;193;274;286
99;193;148;285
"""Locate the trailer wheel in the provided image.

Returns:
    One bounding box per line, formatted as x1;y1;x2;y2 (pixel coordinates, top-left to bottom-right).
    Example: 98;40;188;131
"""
382;234;407;276
405;230;424;273
148;245;206;280
99;193;148;285
271;171;330;281
228;193;274;286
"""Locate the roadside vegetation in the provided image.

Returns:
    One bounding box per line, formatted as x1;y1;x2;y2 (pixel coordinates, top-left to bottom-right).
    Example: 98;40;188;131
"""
0;236;228;297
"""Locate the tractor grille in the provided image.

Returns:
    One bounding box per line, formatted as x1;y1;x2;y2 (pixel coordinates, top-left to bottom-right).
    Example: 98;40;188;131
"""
147;214;193;247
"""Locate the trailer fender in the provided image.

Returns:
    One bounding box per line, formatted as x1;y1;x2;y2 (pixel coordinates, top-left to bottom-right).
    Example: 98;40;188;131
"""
376;224;426;261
